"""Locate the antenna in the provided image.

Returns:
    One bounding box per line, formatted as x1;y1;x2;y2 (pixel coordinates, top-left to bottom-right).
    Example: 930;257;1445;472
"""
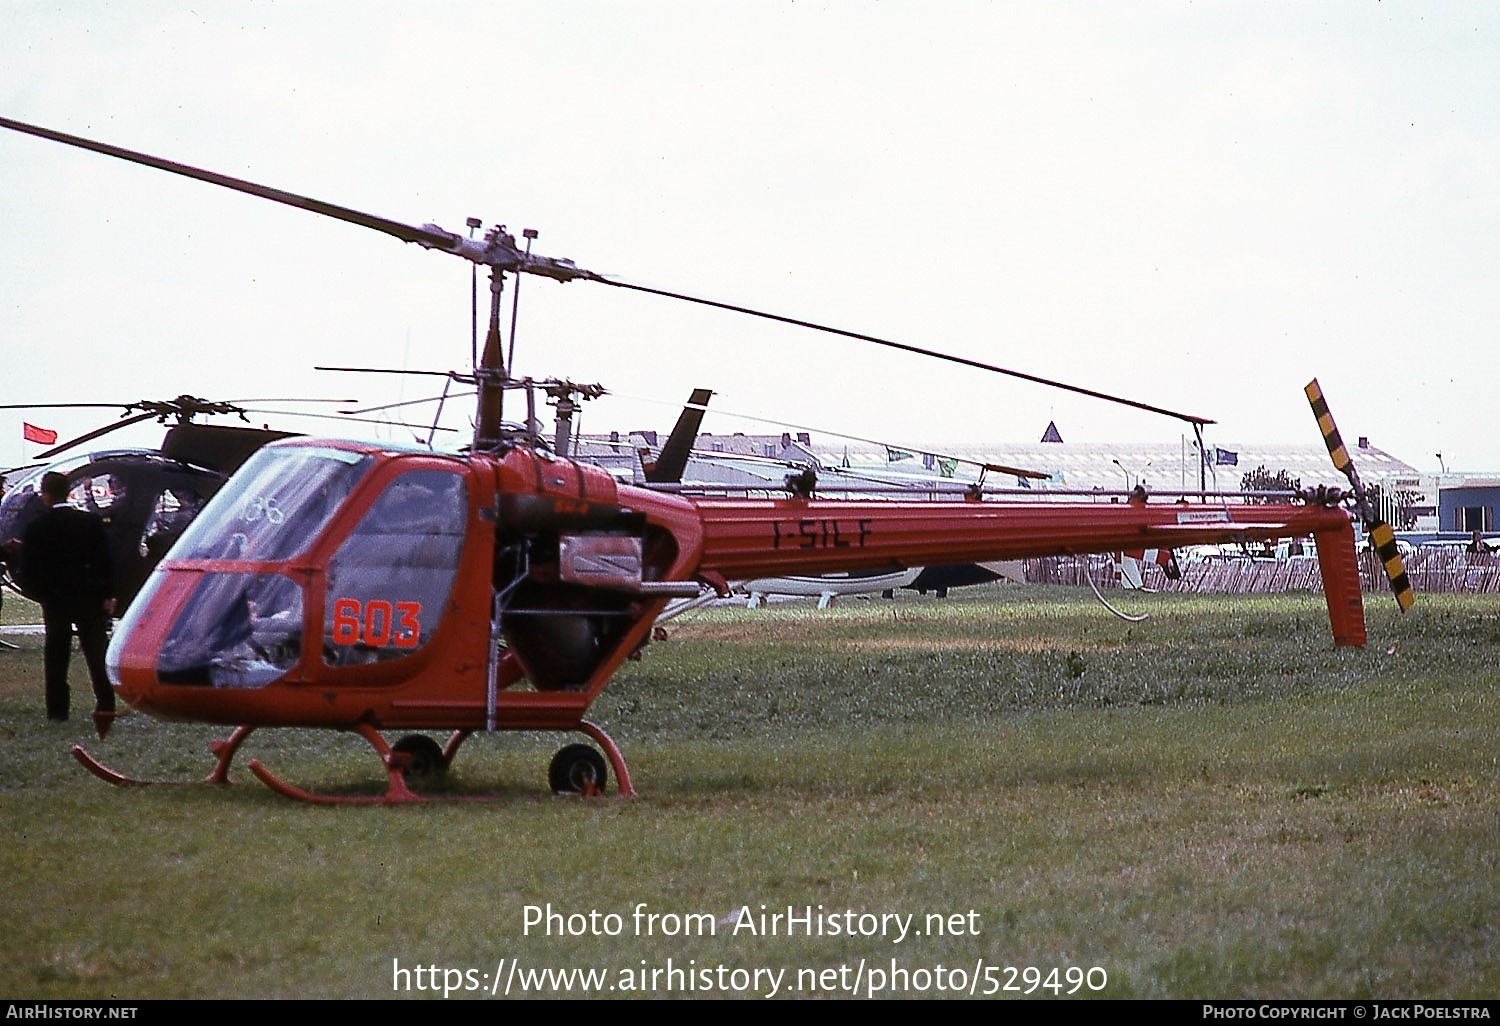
507;229;537;376
466;216;482;371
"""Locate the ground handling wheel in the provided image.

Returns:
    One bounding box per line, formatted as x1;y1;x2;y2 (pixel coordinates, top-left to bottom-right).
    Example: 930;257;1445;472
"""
549;743;608;796
391;734;447;785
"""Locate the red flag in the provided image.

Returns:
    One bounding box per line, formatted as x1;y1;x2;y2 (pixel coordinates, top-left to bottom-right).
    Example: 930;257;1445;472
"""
23;422;58;445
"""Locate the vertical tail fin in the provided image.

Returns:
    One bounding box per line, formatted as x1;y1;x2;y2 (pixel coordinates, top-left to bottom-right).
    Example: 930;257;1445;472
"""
644;388;713;484
1315;518;1367;648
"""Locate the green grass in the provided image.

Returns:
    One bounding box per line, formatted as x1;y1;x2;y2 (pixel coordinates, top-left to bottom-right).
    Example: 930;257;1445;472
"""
0;585;1494;999
1;591;42;626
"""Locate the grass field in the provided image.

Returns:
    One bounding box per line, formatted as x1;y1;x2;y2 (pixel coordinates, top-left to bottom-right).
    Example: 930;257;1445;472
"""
0;585;1494;999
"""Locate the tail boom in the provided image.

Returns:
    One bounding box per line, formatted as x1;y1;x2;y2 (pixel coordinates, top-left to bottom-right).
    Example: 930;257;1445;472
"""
686;496;1367;647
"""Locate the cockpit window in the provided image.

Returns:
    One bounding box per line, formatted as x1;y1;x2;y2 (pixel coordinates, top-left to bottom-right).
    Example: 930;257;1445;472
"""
155;572;304;688
171;446;371;562
323;469;468;666
138;487;208;559
72;473;124;512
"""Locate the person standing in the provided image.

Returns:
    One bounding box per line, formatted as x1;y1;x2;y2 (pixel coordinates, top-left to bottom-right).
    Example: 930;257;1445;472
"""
19;472;118;737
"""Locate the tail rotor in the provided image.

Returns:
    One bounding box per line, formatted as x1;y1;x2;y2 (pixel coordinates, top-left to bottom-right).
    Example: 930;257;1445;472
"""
1305;378;1415;611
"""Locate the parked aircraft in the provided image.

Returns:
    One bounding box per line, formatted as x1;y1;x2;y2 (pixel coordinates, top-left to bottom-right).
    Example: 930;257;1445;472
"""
0;114;1403;803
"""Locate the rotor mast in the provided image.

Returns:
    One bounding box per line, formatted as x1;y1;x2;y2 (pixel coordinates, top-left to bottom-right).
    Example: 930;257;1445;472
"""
475;244;509;451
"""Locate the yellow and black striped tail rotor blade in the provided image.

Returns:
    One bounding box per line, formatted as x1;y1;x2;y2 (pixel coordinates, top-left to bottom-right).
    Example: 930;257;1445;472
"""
1368;520;1416;611
1305;378;1357;485
1307;378;1413;612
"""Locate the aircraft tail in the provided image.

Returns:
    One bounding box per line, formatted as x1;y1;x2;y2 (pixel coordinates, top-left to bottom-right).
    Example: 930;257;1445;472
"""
1313;517;1366;648
644;388;712;484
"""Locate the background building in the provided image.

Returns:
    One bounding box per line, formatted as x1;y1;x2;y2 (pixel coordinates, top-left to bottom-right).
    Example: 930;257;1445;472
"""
578;426;1428;527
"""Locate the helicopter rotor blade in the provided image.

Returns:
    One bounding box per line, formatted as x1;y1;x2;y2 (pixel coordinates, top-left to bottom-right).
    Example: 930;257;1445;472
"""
335;393;479;417
35;411;161;459
0;117;445;246
0;115;602;284
1305;378;1414;612
237;406;459;433
222;397;359;406
2;114;1209;427
597;279;1216;428
3;396;354;417
314;366;476;418
0;402;139;411
1305;378;1369;512
315;366;465;378
13;395;369;461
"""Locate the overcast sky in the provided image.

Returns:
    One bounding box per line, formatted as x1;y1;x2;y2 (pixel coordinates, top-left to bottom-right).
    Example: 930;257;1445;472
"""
3;1;1498;477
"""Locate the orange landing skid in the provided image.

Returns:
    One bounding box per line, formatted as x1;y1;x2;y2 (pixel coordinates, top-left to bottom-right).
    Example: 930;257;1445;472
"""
72;724;256;787
244;720;636;805
248;757;427;805
71;745;148;787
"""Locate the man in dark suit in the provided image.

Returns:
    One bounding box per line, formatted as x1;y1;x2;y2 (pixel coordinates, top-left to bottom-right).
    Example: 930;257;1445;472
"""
19;472;118;737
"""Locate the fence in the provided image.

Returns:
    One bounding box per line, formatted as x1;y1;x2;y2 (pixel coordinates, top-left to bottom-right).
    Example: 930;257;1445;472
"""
1025;547;1500;595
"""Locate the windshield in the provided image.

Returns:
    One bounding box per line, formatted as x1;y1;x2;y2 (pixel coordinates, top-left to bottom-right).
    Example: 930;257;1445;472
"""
154;572;304;687
171;446;372;562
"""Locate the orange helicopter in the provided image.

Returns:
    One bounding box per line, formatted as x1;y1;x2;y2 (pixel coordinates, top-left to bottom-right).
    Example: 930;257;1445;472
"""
0;115;1412;803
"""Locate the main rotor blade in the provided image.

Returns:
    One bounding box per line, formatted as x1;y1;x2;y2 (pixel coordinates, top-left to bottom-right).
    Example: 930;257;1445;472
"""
599;279;1215;427
337;393;477;417
0;397;353;412
316;366;464;378
600;279;1218;426
0;402;134;411
0;115;449;247
238;407;459;433
36;411;160;459
2;115;1210;425
0;116;599;283
225;397;359;405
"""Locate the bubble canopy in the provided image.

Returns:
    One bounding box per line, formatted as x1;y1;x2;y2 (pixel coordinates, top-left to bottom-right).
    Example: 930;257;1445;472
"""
108;444;469;690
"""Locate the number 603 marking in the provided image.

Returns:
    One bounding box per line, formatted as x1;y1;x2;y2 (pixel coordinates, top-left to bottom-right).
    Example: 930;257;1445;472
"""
331;598;422;649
